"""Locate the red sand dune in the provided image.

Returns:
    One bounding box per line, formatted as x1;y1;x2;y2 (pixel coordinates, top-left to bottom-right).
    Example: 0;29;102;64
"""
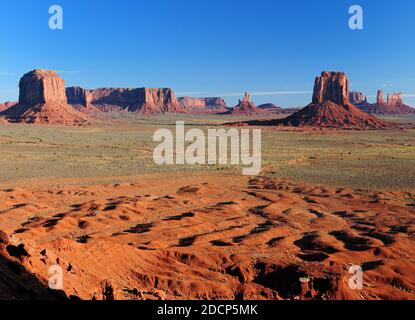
0;175;414;300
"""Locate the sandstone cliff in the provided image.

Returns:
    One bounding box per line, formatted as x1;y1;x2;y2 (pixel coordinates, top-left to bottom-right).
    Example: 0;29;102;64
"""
65;86;98;112
1;70;88;125
67;87;183;114
18;70;67;105
312;72;349;105
130;88;183;114
178;97;228;114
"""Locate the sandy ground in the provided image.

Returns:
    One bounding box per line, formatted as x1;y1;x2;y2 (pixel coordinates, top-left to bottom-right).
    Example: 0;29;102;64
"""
0;174;414;300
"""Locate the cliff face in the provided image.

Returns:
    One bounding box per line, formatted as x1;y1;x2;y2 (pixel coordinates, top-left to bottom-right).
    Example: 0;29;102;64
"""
178;97;228;113
19;70;67;105
66;87;183;114
280;71;387;128
1;70;87;125
132;88;182;113
66;87;92;106
312;72;349;105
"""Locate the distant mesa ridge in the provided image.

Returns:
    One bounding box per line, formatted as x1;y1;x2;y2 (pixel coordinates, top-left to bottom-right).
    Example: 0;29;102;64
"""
178;97;228;113
66;86;234;114
66;86;184;114
257;103;281;110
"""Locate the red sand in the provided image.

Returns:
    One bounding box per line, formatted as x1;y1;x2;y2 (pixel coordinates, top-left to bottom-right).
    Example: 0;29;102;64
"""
0;175;414;300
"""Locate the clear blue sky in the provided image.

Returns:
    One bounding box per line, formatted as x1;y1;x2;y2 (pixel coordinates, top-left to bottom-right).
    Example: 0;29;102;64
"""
1;0;415;107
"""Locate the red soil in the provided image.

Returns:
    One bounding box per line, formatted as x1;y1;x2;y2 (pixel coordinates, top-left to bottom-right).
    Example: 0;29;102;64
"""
0;175;413;300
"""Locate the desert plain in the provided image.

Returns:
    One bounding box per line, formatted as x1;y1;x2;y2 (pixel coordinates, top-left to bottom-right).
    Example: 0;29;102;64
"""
0;113;414;300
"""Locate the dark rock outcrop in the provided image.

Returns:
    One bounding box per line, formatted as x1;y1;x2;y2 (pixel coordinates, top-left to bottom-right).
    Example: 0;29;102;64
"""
0;102;17;112
1;70;88;125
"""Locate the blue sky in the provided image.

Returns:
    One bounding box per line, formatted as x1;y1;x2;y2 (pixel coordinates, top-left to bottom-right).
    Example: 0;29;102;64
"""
1;0;415;107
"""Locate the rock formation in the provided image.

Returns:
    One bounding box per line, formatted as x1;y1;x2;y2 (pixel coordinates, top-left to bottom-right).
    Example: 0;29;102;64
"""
228;92;261;115
66;87;183;114
280;72;387;128
257;103;283;114
377;90;385;105
65;87;99;112
358;89;415;115
387;92;403;105
349;91;367;105
19;70;67;105
312;72;349;105
178;97;228;114
132;88;183;114
0;70;88;125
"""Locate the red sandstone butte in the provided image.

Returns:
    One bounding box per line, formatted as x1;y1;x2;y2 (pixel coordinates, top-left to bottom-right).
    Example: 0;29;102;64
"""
228;92;262;115
358;89;415;115
1;70;88;125
280;72;388;128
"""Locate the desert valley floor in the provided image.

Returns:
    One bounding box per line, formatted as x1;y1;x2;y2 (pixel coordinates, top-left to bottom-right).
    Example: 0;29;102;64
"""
0;114;415;300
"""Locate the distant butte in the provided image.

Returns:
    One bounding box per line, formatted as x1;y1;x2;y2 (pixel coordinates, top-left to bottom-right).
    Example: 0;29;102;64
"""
356;90;415;115
349;91;367;105
227;92;262;115
1;70;88;125
276;72;388;128
236;72;389;129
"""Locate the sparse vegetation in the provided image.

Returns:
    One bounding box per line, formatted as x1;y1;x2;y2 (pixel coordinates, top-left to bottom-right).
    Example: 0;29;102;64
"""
0;114;414;190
